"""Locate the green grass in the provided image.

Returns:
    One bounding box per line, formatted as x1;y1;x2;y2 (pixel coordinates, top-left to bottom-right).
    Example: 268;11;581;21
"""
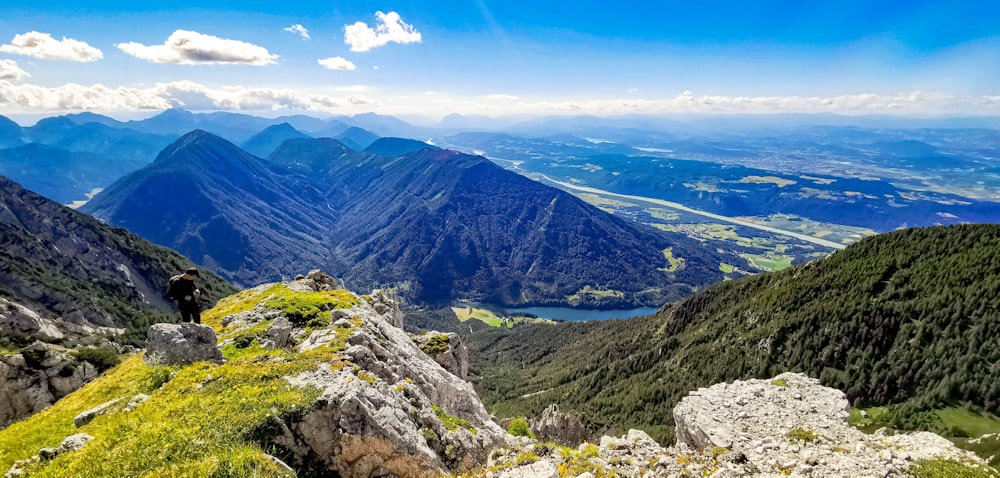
658;247;685;273
432;405;475;434
909;459;1000;478
938;408;1000;438
740;252;793;272
719;263;735;274
0;285;369;477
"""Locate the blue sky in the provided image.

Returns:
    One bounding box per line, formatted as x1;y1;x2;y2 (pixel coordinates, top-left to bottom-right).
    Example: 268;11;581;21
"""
0;1;998;119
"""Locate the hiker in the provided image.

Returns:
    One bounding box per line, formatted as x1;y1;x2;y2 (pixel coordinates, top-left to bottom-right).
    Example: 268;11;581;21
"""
168;267;203;324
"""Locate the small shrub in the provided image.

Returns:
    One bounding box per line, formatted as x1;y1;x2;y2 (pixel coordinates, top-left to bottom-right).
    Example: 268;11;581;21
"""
71;347;121;372
771;378;789;387
418;334;451;354
433;405;476;434
143;366;174;392
507;416;535;439
786;427;819;443
909;458;1000;478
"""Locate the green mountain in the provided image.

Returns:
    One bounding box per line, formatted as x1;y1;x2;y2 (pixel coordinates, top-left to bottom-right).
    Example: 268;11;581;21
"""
469;224;1000;442
0;175;237;348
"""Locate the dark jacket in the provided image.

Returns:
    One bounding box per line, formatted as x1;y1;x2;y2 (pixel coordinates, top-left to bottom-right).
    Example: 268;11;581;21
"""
167;275;200;308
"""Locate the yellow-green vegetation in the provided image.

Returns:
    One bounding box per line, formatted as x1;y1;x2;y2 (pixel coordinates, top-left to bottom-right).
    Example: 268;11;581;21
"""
771;378;789;387
261;285;358;325
909;459;1000;478
647;208;682;222
739;175;797;188
937;408;1000;438
719;263;735;274
418;334;451;354
0;286;368;477
69;346;121;373
785;427;819;443
741;252;793;272
658;247;685;273
849;406;890;431
577;193;636;209
432;405;476;434
453;306;503;327
450;306;553;329
506;417;535;439
566;286;624;305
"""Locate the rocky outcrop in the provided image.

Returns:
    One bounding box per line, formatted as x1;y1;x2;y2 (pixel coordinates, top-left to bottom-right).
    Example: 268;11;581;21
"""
0;342;99;429
530;404;592;446
412;331;469;379
143;323;223;366
486;373;994;477
211;277;510;477
0;298;124;348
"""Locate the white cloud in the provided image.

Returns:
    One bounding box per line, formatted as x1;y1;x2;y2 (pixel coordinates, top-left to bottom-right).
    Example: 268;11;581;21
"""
0;31;103;62
318;56;356;71
0;80;370;113
117;30;278;65
0;60;30;81
344;11;421;52
283;24;310;40
486;94;519;100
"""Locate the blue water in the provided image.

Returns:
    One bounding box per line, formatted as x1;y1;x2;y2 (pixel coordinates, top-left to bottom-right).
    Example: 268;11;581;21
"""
505;306;660;322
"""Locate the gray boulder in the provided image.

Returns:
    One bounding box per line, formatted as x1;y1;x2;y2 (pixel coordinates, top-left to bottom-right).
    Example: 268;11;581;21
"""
143;323;223;366
0;342;99;429
531;404;591;446
412;331;469;379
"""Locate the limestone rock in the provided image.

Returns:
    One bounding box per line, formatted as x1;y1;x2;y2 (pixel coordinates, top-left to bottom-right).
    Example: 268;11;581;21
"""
488;373;992;477
143;323;223;366
60;433;92;452
74;398;123;428
0;342;99;429
531;404;591;446
270;289;509;477
412;331;470;379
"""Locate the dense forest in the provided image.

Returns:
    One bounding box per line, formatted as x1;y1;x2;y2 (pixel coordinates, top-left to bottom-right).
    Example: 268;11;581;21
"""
467;224;1000;442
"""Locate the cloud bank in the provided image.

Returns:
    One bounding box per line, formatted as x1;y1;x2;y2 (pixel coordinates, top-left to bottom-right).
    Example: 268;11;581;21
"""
117;30;278;65
284;24;310;40
0;60;30;80
318;57;356;71
344;11;421;52
0;80;996;117
0;80;382;112
0;31;103;62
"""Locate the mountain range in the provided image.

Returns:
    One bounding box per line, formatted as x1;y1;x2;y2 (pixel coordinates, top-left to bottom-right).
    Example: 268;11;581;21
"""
81;131;727;308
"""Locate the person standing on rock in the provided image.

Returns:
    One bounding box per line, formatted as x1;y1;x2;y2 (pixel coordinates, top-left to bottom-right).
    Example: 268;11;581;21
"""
167;267;202;324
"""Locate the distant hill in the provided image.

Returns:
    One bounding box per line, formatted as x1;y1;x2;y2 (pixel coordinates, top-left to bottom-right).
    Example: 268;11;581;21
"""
81;130;336;287
0;115;27;148
240;123;312;157
0;175;237;348
363;137;439;157
83;133;726;307
469;224;1000;441
334;126;380;151
0;116;175;205
265;137;355;174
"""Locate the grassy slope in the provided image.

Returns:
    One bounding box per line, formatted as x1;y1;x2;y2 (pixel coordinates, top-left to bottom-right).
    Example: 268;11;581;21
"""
0;284;358;476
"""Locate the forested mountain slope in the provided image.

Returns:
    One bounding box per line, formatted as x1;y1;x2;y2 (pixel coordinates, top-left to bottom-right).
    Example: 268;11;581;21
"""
469;224;1000;441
